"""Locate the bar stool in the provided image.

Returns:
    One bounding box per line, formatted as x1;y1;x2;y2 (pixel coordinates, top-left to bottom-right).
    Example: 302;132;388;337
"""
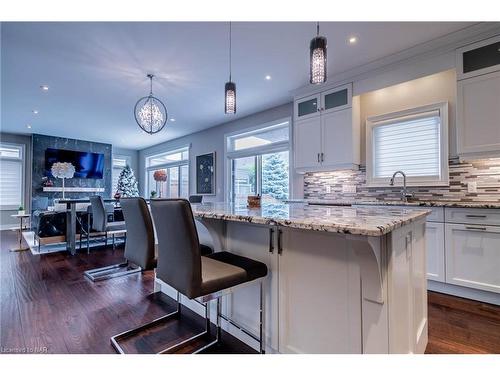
188;195;203;203
84;197;154;281
110;198;268;354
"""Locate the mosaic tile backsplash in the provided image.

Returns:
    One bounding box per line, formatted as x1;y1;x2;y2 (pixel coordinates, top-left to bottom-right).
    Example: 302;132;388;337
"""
304;158;500;203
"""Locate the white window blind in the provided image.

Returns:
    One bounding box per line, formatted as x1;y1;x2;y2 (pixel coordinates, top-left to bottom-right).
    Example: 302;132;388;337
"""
373;110;441;179
0;144;24;208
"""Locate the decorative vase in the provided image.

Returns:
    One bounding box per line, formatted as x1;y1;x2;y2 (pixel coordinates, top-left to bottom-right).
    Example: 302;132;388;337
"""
18;210;25;215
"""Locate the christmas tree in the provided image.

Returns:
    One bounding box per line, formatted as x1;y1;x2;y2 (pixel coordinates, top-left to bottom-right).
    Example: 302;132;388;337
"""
116;165;139;197
262;153;289;200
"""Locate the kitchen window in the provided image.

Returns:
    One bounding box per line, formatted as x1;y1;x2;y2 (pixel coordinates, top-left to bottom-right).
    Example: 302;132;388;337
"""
145;147;189;199
0;143;25;209
366;102;449;187
226;119;290;202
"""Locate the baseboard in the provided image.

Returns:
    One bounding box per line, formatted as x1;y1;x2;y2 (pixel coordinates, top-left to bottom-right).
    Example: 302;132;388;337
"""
428;281;500;305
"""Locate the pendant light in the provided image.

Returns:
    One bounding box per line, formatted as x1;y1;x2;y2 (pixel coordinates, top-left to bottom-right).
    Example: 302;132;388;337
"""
134;74;168;134
309;22;327;84
225;22;236;114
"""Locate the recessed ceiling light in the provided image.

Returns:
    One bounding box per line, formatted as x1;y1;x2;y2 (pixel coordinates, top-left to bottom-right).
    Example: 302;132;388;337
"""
27;124;32;129
32;110;39;114
265;75;272;80
170;118;176;122
40;85;49;91
349;36;358;44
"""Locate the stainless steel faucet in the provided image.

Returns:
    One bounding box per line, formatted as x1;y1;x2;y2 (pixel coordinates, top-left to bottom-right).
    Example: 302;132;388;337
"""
389;170;414;203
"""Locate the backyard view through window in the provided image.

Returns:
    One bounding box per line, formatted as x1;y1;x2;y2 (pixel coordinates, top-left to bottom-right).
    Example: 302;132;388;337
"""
227;120;290;203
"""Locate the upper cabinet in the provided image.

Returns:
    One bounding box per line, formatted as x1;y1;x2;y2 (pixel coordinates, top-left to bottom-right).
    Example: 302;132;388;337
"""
293;83;360;173
456;35;500;158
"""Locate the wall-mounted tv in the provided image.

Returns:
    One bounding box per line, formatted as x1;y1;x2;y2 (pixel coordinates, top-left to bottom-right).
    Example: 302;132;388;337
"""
45;148;104;179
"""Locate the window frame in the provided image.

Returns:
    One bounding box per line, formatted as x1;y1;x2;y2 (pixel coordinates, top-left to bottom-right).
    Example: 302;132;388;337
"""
366;102;449;187
224;118;292;202
144;146;190;199
0;142;25;210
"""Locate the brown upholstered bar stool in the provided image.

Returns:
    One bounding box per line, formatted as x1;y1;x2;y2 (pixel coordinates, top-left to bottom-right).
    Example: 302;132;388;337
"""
110;198;268;354
84;197;155;281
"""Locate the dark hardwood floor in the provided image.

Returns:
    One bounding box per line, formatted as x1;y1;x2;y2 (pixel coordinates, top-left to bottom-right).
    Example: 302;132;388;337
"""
1;229;499;354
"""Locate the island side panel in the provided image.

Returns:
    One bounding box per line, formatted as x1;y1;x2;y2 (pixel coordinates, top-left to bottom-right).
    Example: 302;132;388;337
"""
278;228;362;354
387;218;428;354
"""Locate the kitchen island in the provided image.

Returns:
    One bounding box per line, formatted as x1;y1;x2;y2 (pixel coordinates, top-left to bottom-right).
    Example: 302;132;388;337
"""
156;202;430;354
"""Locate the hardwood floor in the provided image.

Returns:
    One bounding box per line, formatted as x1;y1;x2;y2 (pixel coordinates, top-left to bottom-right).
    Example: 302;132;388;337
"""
1;229;499;354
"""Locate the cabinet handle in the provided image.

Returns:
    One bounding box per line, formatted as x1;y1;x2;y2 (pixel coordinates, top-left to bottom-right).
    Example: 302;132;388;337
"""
277;229;283;255
465;226;487;231
321;152;324;162
465;214;487;218
269;228;275;253
317;153;320;163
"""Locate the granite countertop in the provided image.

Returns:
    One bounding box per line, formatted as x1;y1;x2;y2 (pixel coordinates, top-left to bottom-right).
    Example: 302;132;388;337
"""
191;202;430;237
287;199;500;209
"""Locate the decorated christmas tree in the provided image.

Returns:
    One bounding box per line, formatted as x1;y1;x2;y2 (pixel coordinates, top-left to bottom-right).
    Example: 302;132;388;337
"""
262;153;289;200
116;165;139;197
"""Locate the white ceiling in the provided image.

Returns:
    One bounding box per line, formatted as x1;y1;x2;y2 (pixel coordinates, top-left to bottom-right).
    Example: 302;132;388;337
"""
1;22;475;150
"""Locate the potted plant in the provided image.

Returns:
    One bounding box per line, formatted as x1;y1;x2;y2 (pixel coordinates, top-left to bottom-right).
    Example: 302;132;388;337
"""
18;206;25;215
150;191;157;199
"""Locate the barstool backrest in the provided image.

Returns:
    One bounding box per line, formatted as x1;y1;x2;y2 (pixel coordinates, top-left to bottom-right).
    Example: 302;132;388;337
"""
120;197;156;270
89;195;107;231
150;199;202;298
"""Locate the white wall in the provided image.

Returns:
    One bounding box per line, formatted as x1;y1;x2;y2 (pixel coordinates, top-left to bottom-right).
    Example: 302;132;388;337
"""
138;103;302;202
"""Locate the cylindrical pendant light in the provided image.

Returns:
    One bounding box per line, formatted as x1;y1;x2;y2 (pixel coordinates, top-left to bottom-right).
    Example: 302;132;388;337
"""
310;22;327;84
225;22;236;114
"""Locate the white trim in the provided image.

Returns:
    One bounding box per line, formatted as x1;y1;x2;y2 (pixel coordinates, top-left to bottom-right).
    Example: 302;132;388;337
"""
366;102;449;187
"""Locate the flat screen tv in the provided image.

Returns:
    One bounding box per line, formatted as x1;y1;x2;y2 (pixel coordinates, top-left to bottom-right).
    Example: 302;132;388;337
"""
45;148;105;179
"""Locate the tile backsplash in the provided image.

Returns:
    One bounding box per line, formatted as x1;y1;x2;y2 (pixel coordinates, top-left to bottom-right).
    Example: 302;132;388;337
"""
304;158;500;203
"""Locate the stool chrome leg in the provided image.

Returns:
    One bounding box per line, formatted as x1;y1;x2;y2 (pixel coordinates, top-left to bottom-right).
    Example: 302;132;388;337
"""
260;280;265;354
216;297;222;342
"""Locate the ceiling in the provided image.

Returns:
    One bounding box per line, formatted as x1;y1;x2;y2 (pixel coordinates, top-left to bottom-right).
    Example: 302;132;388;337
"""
1;22;475;150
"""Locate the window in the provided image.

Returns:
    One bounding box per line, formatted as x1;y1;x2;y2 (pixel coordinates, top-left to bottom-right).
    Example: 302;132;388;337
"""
112;156;129;196
0;143;24;209
226;120;290;202
366;102;449;186
145;147;189;199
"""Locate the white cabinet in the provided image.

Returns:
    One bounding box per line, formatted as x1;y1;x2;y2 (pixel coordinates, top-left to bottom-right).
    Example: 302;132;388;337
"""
223;222;279;352
294;116;322;169
425;222;445;282
278;228;361;354
457;70;500;157
445;223;500;294
293;84;360;173
456;35;500;80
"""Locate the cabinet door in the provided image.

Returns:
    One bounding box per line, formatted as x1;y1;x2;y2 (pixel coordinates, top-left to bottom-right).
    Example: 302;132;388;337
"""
321;108;355;167
224;222;279;352
278;228;361;353
445;223;500;293
294;117;322;169
425;222;445;282
456;35;500;80
321;83;352;114
457;70;500;156
294;94;321;121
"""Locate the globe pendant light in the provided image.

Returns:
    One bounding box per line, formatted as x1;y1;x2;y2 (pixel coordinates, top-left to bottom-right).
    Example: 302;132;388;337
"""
310;22;327;84
224;22;236;114
134;74;168;134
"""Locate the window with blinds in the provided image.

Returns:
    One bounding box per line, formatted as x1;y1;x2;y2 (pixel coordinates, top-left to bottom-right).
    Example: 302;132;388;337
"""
367;103;449;186
0;143;24;208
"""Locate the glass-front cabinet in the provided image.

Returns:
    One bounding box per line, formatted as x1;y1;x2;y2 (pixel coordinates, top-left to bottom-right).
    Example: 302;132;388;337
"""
456;35;500;80
294;83;352;120
294;93;321;120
